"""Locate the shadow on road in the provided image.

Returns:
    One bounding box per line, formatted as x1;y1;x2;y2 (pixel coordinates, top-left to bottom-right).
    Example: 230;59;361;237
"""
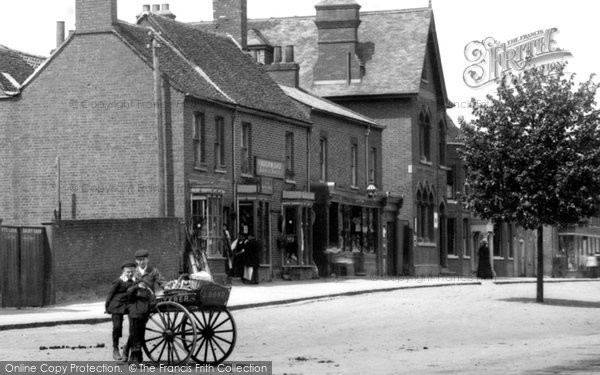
500;297;600;308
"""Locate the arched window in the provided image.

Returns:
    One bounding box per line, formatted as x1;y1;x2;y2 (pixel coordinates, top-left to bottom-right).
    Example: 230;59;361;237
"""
439;120;446;166
419;111;431;161
416;184;435;243
427;191;435;241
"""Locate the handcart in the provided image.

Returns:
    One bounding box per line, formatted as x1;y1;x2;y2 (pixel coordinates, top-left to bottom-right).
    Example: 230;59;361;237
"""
143;282;236;365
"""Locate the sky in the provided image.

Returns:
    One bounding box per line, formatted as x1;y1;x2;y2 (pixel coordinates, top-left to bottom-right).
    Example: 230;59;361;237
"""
2;0;599;123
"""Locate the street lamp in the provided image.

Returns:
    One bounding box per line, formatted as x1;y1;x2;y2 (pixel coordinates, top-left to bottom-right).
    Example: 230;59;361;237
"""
366;183;378;199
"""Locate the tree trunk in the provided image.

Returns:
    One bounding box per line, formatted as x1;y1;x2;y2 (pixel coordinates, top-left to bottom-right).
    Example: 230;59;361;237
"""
536;225;544;303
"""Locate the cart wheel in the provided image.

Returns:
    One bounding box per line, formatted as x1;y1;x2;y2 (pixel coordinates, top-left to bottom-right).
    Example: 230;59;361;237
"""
143;301;197;365
184;308;236;364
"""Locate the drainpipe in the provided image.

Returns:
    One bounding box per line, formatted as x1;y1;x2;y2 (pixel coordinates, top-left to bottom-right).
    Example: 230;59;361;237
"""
307;127;311;192
365;125;371;186
232;106;238;238
152;35;166;216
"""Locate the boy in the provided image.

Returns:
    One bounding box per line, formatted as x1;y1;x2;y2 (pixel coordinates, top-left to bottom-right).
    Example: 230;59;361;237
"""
105;261;136;361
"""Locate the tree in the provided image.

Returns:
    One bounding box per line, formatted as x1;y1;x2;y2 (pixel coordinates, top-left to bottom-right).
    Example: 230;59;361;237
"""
459;63;600;302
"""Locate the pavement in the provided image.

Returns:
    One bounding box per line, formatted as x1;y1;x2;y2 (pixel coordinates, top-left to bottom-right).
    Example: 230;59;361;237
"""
0;275;597;331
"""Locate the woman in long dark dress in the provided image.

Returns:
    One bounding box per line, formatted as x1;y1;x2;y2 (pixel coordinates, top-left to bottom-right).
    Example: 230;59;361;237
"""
476;239;494;279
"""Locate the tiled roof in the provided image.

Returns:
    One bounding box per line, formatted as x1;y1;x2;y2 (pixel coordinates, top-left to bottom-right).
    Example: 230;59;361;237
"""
194;8;437;99
280;85;382;128
0;45;36;96
117;15;310;124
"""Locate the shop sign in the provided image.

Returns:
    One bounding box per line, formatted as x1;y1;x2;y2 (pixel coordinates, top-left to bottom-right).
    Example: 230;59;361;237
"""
260;178;274;195
255;157;285;179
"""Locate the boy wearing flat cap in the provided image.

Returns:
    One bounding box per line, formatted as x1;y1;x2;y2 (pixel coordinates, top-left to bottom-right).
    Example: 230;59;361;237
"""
105;261;136;361
125;249;165;363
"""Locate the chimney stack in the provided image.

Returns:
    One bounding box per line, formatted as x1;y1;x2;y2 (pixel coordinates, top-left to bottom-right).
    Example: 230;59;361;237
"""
265;45;300;88
313;0;362;83
152;4;160;12
56;21;65;48
157;4;176;19
75;0;117;33
213;0;248;50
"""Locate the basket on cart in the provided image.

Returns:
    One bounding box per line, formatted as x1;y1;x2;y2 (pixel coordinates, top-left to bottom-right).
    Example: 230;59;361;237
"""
144;281;236;366
159;282;231;307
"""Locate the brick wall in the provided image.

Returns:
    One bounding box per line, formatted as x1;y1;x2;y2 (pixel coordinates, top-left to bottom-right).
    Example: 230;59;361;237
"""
0;33;161;226
49;217;183;295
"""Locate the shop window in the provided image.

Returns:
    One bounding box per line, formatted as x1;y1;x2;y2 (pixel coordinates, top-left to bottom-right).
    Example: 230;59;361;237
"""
191;193;223;258
239;200;270;265
193;112;206;166
241;122;252;175
329;202;340;247
283;205;311;265
339;204;377;253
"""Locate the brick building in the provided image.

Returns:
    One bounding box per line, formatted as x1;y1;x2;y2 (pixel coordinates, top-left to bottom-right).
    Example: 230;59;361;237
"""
265;63;399;277
194;0;454;275
0;0;318;293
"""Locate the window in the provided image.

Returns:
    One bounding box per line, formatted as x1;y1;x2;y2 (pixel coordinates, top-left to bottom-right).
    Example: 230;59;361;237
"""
369;147;377;184
339;204;378;253
463;218;470;257
416;185;435;243
447;218;456;256
214;116;225;168
193;113;206;166
285;132;295;179
351;141;358;187
439;120;446;165
447;166;455;199
419;112;431;161
190;193;223;258
241;122;252;174
319;137;328;181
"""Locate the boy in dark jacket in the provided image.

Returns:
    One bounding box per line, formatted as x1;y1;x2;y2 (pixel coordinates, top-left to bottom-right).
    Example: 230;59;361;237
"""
105;261;136;361
126;280;155;363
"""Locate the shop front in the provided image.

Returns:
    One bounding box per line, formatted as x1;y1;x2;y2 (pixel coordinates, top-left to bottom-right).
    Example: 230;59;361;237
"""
237;183;273;282
279;191;316;280
312;184;384;277
556;233;600;278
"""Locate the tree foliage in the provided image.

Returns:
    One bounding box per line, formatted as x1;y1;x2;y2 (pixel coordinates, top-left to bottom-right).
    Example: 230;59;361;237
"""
459;64;600;230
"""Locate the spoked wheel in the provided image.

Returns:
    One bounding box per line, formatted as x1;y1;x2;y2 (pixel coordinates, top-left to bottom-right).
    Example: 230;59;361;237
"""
184;308;236;364
143;301;197;365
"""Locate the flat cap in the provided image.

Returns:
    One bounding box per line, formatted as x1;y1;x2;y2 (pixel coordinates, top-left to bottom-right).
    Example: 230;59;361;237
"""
134;249;149;258
121;261;136;269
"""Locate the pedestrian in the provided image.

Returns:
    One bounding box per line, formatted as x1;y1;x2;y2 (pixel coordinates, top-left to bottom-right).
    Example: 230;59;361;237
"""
232;235;247;279
105;261;136;361
476;239;494;279
223;224;233;277
243;234;260;285
124;249;165;363
126;280;155;364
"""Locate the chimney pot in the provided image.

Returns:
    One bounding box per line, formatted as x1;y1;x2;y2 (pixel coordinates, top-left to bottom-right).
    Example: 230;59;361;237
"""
273;46;282;63
152;4;160;12
284;45;294;63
